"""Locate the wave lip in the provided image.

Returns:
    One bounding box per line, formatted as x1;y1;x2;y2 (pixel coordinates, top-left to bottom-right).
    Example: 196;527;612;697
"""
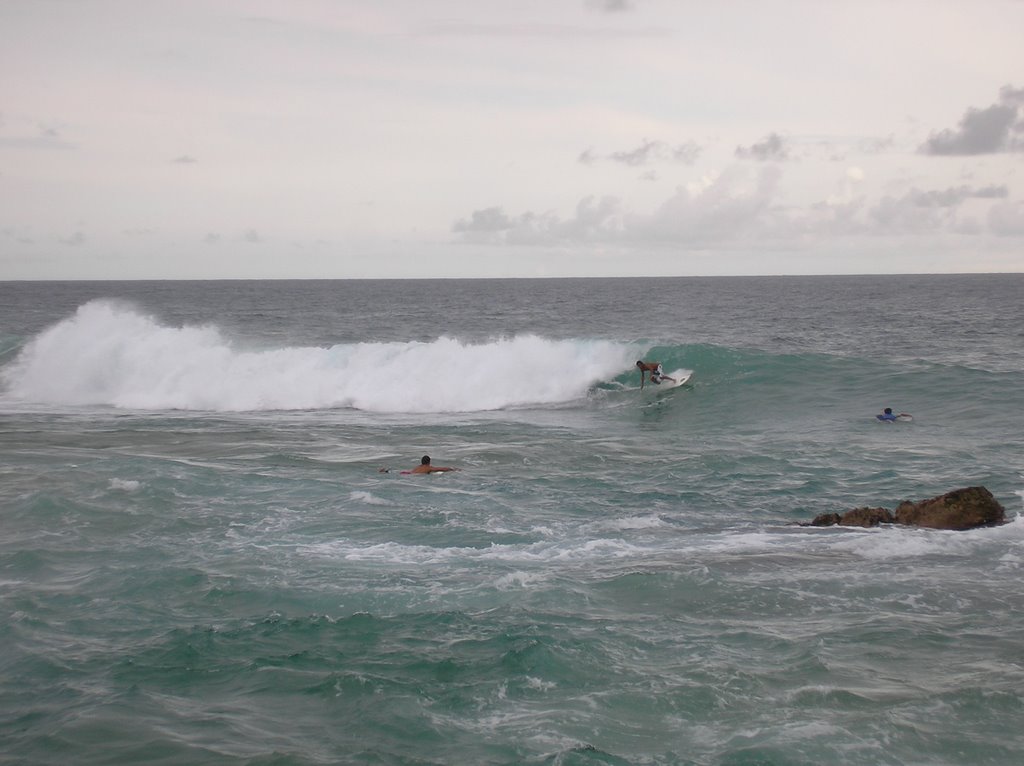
1;300;637;413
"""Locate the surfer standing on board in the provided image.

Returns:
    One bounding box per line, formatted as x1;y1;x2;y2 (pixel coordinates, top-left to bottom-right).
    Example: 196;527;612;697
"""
636;360;676;389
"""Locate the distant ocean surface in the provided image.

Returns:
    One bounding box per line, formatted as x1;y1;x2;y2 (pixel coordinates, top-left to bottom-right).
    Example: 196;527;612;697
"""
1;275;1022;766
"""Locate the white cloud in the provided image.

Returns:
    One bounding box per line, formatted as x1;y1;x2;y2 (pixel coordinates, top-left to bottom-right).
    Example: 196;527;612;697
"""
454;165;783;246
636;165;783;243
59;231;86;246
735;133;790;162
920;85;1024;155
0;124;76;151
453;172;1019;247
453;207;516;234
585;0;634;12
2;1;1022;278
453;197;624;245
868;185;1009;234
578;139;702;168
988;201;1024;236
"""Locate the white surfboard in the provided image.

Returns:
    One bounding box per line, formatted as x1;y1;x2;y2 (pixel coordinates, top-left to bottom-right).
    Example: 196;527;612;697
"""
642;369;691;390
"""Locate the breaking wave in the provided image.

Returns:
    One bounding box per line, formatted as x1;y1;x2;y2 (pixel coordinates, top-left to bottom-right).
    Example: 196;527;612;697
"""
1;300;640;413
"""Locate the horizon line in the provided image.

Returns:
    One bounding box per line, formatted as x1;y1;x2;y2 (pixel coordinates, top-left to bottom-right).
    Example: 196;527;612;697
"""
2;271;1022;283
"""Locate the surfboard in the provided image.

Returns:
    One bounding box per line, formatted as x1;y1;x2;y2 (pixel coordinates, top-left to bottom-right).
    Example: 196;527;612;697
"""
642;369;691;391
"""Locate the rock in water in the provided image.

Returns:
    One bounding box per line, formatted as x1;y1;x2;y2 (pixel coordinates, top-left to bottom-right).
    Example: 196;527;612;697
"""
802;486;1007;530
894;486;1006;530
839;507;895;527
808;512;842;527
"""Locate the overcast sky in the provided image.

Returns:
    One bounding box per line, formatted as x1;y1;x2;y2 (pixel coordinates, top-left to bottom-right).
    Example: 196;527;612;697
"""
2;0;1023;279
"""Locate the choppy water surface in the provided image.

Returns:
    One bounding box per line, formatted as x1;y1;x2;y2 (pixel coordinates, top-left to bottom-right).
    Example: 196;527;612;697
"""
2;275;1023;765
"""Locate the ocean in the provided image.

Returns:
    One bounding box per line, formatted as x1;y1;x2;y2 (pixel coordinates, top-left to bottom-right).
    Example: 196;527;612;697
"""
1;275;1022;765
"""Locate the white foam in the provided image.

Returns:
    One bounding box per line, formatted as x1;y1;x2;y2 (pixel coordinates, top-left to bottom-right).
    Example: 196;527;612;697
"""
348;491;390;506
598;513;667;531
524;676;557;692
300;535;643;567
701;530;782;553
823;516;1024;560
108;478;141;492
494;571;546;589
1;300;637;413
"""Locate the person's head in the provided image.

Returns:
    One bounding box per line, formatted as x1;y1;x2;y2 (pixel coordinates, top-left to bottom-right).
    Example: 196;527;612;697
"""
884;408;892;415
636;360;643;368
421;455;431;465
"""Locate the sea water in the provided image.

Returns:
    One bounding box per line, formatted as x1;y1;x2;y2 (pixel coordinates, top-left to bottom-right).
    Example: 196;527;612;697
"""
1;275;1022;765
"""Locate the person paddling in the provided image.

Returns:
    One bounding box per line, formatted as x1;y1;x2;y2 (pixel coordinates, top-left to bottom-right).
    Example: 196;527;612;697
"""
876;407;912;421
378;455;459;474
407;454;456;473
404;455;458;474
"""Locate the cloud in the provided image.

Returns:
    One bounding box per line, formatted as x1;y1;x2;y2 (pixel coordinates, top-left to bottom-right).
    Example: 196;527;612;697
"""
59;231;86;246
453;199;623;244
609;139;663;166
453;207;516;234
585;0;635;12
823;135;894;162
735;133;790;161
988;201;1024;236
2;226;34;245
911;185;1006;206
454;165;782;246
971;185;1011;199
423;20;665;40
919;85;1024;155
859;135;896;154
638;165;784;242
0;124;76;151
868;185;1009;234
581;139;702;167
454;171;1020;248
172;155;197;164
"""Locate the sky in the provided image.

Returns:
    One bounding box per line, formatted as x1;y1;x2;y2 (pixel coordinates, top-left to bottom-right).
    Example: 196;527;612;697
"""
1;0;1023;279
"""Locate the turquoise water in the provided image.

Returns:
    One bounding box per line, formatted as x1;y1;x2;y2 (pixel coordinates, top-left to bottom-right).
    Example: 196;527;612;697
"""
1;276;1023;765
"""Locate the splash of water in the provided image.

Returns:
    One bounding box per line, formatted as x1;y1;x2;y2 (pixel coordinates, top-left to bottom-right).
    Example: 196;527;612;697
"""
1;300;639;413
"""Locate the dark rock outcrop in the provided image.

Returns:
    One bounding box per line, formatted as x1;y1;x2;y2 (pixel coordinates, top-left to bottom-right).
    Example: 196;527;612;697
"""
805;507;894;528
839;507;895;527
803;486;1006;530
893;486;1006;530
808;512;842;527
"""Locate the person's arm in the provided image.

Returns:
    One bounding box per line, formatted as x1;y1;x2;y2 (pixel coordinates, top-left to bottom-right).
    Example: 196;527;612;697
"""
639;368;645;389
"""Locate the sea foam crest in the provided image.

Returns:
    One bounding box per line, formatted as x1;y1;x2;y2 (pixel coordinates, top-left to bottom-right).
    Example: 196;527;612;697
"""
1;300;637;413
